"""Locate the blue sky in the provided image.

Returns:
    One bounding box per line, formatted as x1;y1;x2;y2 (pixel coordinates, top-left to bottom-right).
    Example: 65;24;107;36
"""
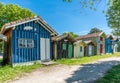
1;0;112;35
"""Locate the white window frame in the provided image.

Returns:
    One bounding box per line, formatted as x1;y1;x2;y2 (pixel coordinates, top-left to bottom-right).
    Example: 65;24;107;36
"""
18;38;34;48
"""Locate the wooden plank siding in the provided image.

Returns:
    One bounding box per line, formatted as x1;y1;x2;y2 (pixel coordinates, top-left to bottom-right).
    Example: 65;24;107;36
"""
52;35;75;60
3;29;12;64
2;20;56;66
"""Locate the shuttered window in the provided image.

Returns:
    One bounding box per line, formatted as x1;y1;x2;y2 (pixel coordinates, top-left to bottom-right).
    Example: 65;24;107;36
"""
63;43;67;50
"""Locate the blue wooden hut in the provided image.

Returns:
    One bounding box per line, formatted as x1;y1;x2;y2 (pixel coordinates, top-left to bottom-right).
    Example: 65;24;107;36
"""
1;16;58;66
106;35;119;53
106;35;113;53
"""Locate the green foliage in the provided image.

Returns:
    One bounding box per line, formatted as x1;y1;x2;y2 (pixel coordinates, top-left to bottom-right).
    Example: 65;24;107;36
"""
0;3;35;29
63;0;104;11
96;64;120;83
0;42;4;53
63;32;78;38
63;0;72;2
0;62;43;82
88;27;102;34
55;53;120;65
107;0;120;36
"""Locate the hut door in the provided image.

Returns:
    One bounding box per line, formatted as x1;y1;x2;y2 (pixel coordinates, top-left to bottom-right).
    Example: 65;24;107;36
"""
68;44;73;58
100;44;103;54
89;45;92;56
40;38;50;61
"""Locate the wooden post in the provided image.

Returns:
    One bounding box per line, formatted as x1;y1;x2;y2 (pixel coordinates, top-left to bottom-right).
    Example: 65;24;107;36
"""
54;42;57;60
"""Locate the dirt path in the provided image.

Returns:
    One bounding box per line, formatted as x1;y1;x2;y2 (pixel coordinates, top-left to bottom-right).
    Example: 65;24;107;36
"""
10;57;120;83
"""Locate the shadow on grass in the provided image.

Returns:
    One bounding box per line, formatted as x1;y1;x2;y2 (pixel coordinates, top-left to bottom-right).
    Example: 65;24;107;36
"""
0;55;3;66
65;60;120;83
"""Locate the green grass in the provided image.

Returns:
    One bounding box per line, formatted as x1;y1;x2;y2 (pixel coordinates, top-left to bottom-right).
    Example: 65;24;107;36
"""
0;59;2;63
0;62;43;82
55;53;120;65
95;65;120;83
0;52;120;82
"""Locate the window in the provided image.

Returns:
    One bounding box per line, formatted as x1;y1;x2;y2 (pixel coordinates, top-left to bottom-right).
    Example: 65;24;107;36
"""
18;39;34;48
100;37;103;41
62;43;66;50
80;46;82;52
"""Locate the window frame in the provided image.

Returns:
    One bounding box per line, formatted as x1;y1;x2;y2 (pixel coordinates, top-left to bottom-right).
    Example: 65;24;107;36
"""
100;37;103;41
62;43;67;50
80;46;82;52
18;38;34;48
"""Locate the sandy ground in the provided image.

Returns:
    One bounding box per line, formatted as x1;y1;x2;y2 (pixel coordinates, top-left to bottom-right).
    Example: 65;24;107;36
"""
9;57;120;83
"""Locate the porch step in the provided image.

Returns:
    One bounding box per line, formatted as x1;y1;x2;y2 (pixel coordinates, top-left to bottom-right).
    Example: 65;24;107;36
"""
41;61;56;66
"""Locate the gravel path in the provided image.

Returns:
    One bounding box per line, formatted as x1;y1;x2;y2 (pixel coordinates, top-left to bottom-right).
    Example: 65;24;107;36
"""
10;57;120;83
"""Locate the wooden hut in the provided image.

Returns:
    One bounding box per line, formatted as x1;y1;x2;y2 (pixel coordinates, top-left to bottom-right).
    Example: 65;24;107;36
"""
106;35;119;53
106;35;113;53
1;16;58;66
112;38;119;53
74;40;85;58
52;34;75;59
84;40;95;56
76;32;106;55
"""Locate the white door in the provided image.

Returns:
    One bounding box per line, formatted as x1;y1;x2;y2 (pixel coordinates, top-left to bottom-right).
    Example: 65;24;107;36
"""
46;38;50;60
89;45;92;56
40;38;50;61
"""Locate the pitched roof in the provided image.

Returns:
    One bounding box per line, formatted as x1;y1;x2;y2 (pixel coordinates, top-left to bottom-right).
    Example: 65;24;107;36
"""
75;32;102;40
74;40;83;45
1;16;58;36
84;40;95;45
107;34;114;39
52;33;75;42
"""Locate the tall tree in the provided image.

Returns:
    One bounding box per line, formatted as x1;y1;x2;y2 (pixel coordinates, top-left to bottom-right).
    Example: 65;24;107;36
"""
63;32;78;38
107;0;120;36
88;27;102;34
0;3;35;29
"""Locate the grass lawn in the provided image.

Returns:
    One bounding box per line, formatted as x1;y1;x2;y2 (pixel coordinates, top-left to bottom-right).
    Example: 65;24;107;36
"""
0;60;43;82
0;52;120;82
95;65;120;83
55;52;120;65
0;59;2;63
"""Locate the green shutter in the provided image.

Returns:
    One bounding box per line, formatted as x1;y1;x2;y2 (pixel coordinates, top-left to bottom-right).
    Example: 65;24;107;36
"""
63;43;66;50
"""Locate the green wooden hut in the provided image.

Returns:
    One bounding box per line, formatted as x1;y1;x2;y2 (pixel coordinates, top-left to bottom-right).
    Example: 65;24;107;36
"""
52;34;75;59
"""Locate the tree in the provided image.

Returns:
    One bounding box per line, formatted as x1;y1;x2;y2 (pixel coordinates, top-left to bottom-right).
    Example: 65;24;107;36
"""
0;3;35;29
64;0;120;36
88;27;102;34
107;0;120;36
63;32;79;38
63;0;112;11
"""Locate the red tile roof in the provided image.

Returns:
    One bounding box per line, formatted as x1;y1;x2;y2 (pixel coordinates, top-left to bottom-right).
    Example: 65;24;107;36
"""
76;32;101;40
1;16;58;36
3;16;39;28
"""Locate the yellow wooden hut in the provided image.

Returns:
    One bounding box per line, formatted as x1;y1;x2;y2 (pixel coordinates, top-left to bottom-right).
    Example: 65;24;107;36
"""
74;40;85;58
